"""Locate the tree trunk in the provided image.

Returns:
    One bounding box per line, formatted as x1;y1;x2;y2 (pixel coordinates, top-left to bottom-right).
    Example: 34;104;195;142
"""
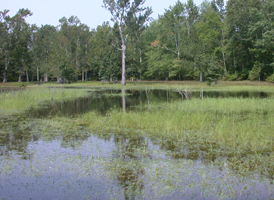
18;74;22;82
139;49;142;81
37;64;39;81
3;70;7;83
221;30;227;75
57;77;62;84
82;71;84;82
119;26;126;85
3;57;8;83
199;67;203;82
121;44;126;85
18;67;22;82
26;71;29;82
85;70;88;81
44;71;48;82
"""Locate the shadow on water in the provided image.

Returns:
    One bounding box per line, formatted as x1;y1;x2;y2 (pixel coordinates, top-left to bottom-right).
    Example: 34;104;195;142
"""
28;89;271;117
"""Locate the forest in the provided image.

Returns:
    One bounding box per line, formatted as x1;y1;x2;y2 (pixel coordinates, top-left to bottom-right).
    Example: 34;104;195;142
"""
0;0;274;84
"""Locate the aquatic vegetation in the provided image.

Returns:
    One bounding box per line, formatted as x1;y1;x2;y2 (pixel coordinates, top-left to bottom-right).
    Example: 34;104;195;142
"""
76;97;274;178
0;87;92;115
0;82;274;199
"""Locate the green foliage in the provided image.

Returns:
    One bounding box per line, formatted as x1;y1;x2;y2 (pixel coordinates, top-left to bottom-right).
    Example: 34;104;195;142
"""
206;58;223;86
0;87;89;115
1;0;274;82
145;48;173;80
249;62;261;81
266;73;274;83
224;72;239;81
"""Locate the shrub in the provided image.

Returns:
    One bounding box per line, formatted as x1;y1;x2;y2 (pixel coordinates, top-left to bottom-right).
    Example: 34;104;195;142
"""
266;73;274;83
224;71;238;81
248;62;261;81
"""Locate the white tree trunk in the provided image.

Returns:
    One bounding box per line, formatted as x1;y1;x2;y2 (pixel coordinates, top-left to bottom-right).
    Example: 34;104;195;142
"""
121;44;126;85
119;26;126;85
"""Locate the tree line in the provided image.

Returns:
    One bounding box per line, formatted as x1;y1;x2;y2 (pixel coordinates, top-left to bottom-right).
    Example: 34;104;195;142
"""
0;0;274;84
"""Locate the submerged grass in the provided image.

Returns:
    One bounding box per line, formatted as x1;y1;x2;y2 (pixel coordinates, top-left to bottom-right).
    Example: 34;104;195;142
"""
1;82;274;199
74;97;274;177
1;82;274;180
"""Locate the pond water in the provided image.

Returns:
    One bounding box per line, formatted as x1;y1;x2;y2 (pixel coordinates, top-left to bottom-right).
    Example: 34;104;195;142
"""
30;89;270;117
0;88;273;199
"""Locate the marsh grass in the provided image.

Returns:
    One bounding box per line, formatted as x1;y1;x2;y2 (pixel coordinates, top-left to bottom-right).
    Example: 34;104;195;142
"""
73;97;274;177
34;80;274;92
0;87;92;115
1;82;274;198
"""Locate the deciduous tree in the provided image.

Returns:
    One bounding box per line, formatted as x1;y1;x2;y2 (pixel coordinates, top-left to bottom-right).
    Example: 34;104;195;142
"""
103;0;152;85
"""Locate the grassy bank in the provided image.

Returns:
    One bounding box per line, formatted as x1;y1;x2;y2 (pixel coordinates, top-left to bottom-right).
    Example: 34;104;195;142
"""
0;87;92;115
24;80;274;91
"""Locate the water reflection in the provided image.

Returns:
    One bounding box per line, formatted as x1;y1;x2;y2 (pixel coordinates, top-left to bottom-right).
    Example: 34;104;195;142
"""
0;88;273;199
111;134;147;199
1;129;273;199
28;89;271;117
0;116;35;157
122;89;126;113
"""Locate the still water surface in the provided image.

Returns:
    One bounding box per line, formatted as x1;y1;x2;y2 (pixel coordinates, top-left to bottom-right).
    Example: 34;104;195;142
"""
0;88;273;199
30;89;270;117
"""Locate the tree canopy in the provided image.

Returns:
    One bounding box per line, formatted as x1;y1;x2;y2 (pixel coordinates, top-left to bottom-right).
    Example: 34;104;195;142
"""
0;0;273;83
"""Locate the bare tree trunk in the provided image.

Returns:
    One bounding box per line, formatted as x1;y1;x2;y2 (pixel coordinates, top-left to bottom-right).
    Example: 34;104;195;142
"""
37;64;39;81
139;49;142;81
26;71;29;82
200;67;203;82
44;71;48;82
18;74;22;82
85;70;88;81
18;67;22;82
121;44;126;85
3;70;7;83
221;30;227;75
82;71;84;82
119;26;126;85
3;57;8;83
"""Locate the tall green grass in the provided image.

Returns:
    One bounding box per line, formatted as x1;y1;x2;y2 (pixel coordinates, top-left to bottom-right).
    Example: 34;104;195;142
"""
36;80;274;92
75;97;274;176
1;83;273;177
0;87;91;115
79;97;273;149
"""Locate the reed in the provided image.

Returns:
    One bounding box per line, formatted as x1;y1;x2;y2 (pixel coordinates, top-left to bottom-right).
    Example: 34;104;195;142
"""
0;87;91;115
75;97;274;177
1;82;273;177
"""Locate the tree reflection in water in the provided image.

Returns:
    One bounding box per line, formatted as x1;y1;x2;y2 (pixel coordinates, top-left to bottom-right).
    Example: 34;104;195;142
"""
109;133;149;199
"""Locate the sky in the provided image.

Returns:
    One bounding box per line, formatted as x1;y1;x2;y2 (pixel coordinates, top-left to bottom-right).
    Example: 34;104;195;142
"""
1;0;209;29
